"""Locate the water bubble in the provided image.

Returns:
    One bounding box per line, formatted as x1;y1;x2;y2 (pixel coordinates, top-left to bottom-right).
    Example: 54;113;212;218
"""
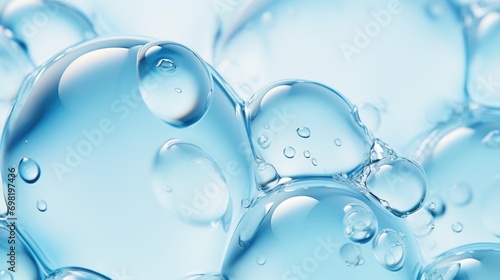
334;138;342;147
46;267;110;280
19;157;40;184
283;146;296;158
36;199;47;212
425;194;446;217
222;180;420;279
247;81;372;179
296;127;311;138
447;182;472;206
162;185;173;193
137;41;213;127
303;150;311;158
373;229;406;271
482;129;500;149
152;141;230;226
256;162;280;191
241;199;251;208
256;255;267;266
257;135;270;149
451;222;463;233
365;157;427;217
340;243;364;267
311;158;318;166
0;0;97;65
343;204;377;243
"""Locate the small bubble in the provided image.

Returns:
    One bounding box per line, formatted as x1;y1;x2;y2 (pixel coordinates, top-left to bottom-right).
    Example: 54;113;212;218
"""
452;222;463;233
256;255;266;266
311;158;318;166
261;12;273;23
340;243;364;267
175;88;182;93
296;127;311;138
156;58;176;74
162;185;172;193
428;202;436;211
373;229;406;271
425;194;446;217
257;135;270;149
37;200;47;212
334;138;342;147
19;157;41;184
256;162;279;191
343;204;377;243
303;150;311;158
448;182;472;206
482;130;500;149
283;146;296;158
241;199;251;208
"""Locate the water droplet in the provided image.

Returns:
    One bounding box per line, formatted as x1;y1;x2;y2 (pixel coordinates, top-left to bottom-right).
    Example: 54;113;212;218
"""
296;127;311;138
365;158;427;217
257;135;270;149
447;182;472;206
303;150;311;158
334;138;342;147
162;185;173;193
426;2;444;18
283;146;295;158
425;194;446;217
482;130;500;149
428;202;436;210
256;162;279;191
311;158;318;166
36;200;47;212
260;11;273;24
339;243;364;266
152;141;230;226
373;229;405;271
256;255;266;266
19;157;41;184
138;41;213;127
452;222;463;233
0;270;13;280
241;199;251;208
343;204;377;243
156;58;176;73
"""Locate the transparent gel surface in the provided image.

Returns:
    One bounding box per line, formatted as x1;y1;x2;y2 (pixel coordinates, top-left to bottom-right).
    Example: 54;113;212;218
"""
214;0;465;153
0;37;254;279
221;179;421;279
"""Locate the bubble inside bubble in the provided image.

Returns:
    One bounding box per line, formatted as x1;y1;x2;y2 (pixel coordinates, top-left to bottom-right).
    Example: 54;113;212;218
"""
373;229;406;271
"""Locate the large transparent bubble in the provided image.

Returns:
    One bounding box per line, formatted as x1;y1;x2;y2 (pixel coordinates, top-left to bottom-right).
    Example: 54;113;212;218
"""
220;179;422;279
214;0;466;153
411;109;500;264
0;37;255;279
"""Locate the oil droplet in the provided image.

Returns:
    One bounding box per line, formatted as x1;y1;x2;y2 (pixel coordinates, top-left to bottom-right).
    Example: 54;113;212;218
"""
365;158;427;217
156;58;176;73
152;141;230;226
37;200;47;212
256;162;279;191
482;130;500;149
256;255;266;266
451;222;463;233
334;138;342;147
137;41;213;127
283;146;295;158
311;158;318;166
373;229;405;271
0;270;13;280
296;127;311;138
343;204;377;243
340;243;364;266
447;182;472;206
303;150;311;158
257;135;270;149
19;157;41;184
